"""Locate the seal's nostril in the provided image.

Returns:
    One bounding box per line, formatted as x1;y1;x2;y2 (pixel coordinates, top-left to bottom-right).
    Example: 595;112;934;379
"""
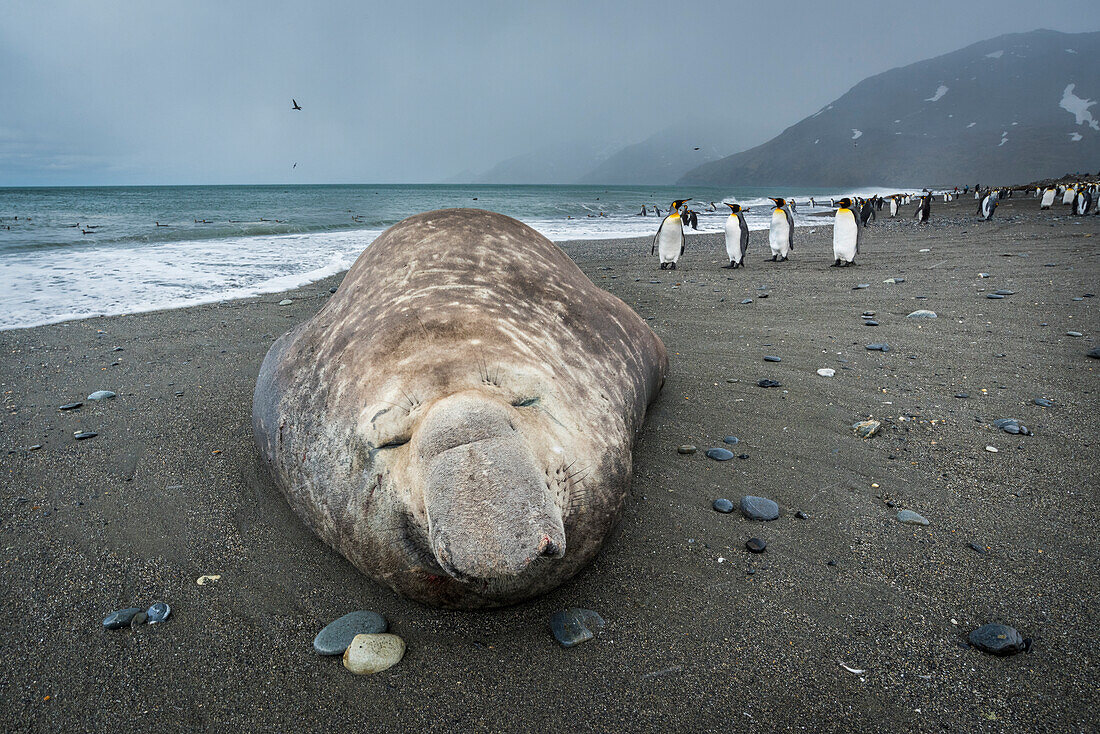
537;534;563;558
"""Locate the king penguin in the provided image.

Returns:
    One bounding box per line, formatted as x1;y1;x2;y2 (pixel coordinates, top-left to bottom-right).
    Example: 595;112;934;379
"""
651;199;688;269
722;203;750;268
978;189;998;220
1074;188;1093;216
1040;187;1057;209
832;198;860;267
914;193;931;224
767;198;794;261
889;196;899;217
1062;186;1076;206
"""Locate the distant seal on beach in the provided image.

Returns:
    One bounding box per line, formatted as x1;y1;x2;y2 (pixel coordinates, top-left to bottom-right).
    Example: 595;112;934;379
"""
253;209;668;609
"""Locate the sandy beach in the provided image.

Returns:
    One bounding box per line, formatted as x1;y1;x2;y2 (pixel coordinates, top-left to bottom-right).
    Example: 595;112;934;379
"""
1;195;1098;732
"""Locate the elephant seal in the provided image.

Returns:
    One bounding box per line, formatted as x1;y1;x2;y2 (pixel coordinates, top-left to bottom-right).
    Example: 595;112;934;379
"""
253;209;668;608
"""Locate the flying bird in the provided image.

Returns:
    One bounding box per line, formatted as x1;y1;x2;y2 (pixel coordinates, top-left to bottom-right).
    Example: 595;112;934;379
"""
292;163;297;168
292;99;302;110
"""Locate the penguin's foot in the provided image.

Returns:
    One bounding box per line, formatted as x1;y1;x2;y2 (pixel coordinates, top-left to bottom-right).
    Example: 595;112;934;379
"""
779;256;788;262
669;263;677;270
770;256;777;262
658;263;667;270
830;260;840;267
721;264;733;269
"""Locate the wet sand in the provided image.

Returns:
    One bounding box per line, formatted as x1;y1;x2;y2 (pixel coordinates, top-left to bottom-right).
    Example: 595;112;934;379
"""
1;195;1098;732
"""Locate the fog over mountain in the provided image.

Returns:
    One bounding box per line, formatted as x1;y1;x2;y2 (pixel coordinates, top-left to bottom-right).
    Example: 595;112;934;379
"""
680;30;1100;187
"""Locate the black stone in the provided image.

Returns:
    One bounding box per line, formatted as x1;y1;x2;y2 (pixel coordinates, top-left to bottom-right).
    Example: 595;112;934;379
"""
712;498;734;513
955;392;969;398
722;436;739;445
59;402;82;411
705;447;735;461
745;538;766;553
757;379;782;388
864;320;879;326
103;607;143;629
967;542;987;554
763;355;781;362
986;294;1005;299
313;611;388;655
968;624;1028;656
550;608;605;648
795;511;809;519
740;495;779;521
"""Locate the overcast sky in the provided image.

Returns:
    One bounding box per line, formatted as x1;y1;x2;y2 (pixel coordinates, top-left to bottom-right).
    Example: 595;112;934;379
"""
2;0;1098;185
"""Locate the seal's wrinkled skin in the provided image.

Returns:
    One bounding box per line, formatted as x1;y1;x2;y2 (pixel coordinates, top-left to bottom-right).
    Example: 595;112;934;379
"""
253;209;667;608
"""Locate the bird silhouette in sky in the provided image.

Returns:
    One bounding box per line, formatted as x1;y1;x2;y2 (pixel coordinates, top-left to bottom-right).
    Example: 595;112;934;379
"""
292;163;297;168
292;99;302;110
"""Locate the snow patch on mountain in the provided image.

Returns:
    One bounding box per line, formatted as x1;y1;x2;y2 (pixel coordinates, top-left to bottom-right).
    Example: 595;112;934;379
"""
1070;132;1083;141
986;50;1004;59
851;129;863;140
925;85;949;102
1060;84;1100;130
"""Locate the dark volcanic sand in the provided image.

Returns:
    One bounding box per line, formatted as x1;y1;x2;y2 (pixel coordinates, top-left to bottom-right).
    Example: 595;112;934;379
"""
2;195;1098;732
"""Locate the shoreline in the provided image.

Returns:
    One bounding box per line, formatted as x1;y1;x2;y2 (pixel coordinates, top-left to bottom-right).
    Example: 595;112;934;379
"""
1;194;1098;731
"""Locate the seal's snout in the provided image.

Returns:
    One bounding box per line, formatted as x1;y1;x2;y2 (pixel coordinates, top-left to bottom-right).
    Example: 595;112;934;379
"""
417;392;566;582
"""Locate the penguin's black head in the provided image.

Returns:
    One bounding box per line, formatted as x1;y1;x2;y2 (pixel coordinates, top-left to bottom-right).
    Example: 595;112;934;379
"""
769;197;786;208
725;203;744;213
671;199;690;210
837;198;852;209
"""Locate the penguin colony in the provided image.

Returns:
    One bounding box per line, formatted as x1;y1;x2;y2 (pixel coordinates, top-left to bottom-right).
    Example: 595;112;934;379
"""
648;179;1098;270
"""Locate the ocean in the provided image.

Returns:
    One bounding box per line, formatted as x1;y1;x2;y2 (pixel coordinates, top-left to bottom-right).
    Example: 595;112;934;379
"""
0;184;903;330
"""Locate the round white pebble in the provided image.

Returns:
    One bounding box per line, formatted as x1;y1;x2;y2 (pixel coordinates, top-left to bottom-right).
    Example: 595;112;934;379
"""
343;633;406;675
985;446;998;453
816;368;836;377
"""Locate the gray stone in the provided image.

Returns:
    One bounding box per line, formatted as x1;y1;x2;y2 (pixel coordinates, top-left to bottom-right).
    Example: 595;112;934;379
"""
314;611;389;655
757;379;782;388
73;431;97;440
741;298;753;304
722;436;739;445
1033;398;1053;407
852;419;882;438
677;445;696;454
550;608;605;648
897;509;929;526
853;283;870;290
986;294;1005;299
865;343;890;352
103;607;143;629
763;355;781;362
863;320;879;326
146;602;171;624
87;391;116;401
994;289;1015;296
740;495;779;521
745;538;767;553
705;447;735;461
907;310;937;318
59;402;82;411
1066;331;1083;337
712;498;734;513
278;299;293;306
968;624;1027;656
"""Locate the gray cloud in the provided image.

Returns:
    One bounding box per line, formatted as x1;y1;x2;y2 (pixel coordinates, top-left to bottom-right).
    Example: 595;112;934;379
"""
2;0;1098;185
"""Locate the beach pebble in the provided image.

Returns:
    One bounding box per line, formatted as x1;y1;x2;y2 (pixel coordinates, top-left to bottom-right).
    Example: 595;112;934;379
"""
985;446;999;453
795;511;809;520
852;419;881;438
705;447;735;461
907;310;937;318
130;611;148;627
740;495;779;521
919;248;930;253
757;379;782;388
1090;348;1100;359
968;624;1028;656
763;355;781;362
986;294;1005;299
741;298;753;305
59;402;83;411
816;368;835;377
103;607;143;630
550;608;605;648
863;320;879;326
745;538;767;553
73;431;97;440
862;311;875;317
712;498;734;513
897;509;929;526
87;390;116;401
978;272;990;278
722;436;739;445
342;633;406;674
1066;331;1083;338
278;299;293;306
329;286;338;294
994;290;1015;296
677;445;697;455
853;283;870;290
993;418;1031;436
955;392;969;398
1033;398;1053;407
967;542;988;554
314;611;389;655
865;343;890;352
146;602;171;624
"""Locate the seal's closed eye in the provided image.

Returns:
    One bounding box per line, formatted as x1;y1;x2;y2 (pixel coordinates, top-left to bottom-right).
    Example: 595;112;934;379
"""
511;396;539;407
